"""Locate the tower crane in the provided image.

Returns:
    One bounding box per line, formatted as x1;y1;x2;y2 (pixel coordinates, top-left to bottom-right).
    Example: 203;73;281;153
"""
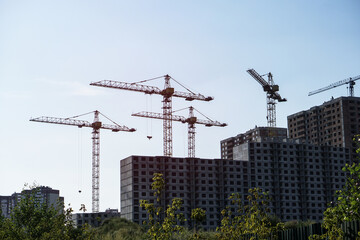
308;75;360;97
132;106;227;158
247;69;287;127
90;75;213;157
30;110;135;213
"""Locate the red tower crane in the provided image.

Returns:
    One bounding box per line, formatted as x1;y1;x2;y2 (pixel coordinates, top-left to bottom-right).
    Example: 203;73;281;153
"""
247;69;287;127
132;106;226;158
90;75;213;157
30;110;135;213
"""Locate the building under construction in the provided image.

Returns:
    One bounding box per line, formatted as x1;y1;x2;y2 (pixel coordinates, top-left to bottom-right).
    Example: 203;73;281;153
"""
120;135;348;229
288;96;360;162
220;126;287;160
72;208;121;227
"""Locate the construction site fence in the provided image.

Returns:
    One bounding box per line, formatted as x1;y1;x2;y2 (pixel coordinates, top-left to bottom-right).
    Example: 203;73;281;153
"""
241;220;360;240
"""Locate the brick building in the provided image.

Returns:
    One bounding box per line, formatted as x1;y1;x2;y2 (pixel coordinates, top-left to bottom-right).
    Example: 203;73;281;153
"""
220;126;287;159
287;96;360;161
72;208;121;227
120;138;348;229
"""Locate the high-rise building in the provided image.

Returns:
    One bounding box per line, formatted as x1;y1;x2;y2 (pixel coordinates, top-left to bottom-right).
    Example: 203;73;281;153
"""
120;138;348;229
0;196;12;218
220;126;287;159
0;186;64;218
23;186;64;208
287;96;360;161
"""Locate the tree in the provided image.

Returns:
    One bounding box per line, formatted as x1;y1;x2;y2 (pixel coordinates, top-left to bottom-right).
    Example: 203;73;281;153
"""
0;186;93;240
191;208;206;232
0;208;6;239
140;173;185;240
216;188;283;240
93;217;144;240
190;208;206;239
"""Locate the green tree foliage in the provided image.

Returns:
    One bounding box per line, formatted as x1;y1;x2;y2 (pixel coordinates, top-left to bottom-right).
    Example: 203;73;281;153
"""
140;173;186;240
171;229;217;240
283;220;315;230
92;217;218;240
310;136;360;240
93;217;144;240
0;208;5;239
0;187;93;240
216;188;283;240
191;208;206;232
190;208;206;239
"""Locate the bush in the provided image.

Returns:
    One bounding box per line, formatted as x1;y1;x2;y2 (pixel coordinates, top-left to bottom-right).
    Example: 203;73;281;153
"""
93;217;144;240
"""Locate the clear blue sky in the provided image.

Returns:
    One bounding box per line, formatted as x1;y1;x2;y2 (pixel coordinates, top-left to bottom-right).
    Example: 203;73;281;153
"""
0;0;359;212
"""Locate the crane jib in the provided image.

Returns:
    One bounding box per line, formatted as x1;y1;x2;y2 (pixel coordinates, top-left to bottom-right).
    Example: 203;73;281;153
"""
308;75;360;96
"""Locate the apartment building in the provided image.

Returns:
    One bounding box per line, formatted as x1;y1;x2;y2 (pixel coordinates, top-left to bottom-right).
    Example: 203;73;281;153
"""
288;96;360;161
120;138;348;229
0;186;64;218
220;126;287;159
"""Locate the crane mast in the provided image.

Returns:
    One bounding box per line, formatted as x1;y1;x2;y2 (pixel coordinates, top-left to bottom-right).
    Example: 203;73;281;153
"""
90;75;213;157
187;107;196;158
92;111;100;212
163;75;173;157
267;73;276;127
132;106;226;158
30;110;135;213
308;75;360;97
247;69;286;127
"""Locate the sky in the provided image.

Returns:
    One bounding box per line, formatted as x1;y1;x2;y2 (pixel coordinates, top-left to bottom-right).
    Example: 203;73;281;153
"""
0;0;359;213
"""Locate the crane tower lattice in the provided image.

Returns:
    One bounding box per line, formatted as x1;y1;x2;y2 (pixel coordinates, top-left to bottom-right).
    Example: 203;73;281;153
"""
30;110;135;213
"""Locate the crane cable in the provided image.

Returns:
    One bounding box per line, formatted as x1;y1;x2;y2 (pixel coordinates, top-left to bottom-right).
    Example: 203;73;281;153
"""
172;107;189;114
130;75;165;84
65;111;95;120
172;106;216;122
98;112;129;128
150;95;152;137
194;107;215;122
170;76;197;95
126;74;205;105
129;75;201;97
67;111;126;128
146;95;153;139
77;127;83;194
